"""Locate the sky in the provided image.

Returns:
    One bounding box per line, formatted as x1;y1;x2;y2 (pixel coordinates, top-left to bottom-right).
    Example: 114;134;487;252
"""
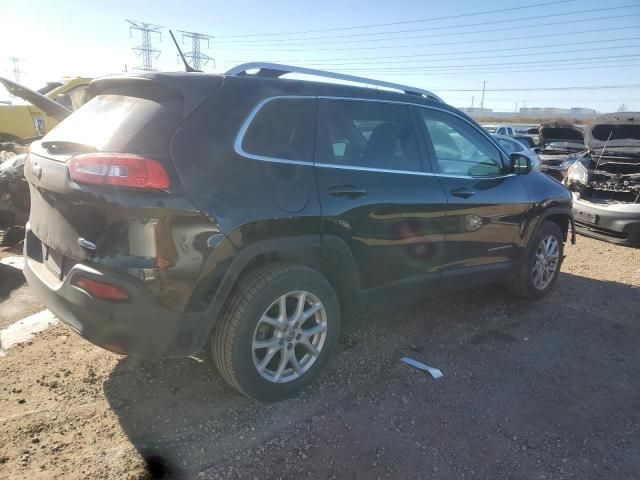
1;0;640;113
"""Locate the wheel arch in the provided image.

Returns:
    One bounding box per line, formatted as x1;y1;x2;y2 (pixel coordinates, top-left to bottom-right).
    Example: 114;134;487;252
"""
528;207;576;246
197;234;361;340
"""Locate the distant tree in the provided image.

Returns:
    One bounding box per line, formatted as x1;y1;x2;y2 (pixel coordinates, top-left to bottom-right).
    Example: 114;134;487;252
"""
617;103;628;112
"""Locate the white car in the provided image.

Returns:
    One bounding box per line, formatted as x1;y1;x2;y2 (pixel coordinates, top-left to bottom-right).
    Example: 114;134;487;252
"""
495;125;516;136
492;134;541;171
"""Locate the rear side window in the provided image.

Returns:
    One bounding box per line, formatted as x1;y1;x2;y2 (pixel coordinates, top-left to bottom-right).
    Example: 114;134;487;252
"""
318;99;421;172
44;93;183;155
241;98;316;162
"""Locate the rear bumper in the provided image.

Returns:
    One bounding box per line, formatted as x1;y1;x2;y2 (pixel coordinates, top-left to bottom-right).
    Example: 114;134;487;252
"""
23;228;212;358
572;197;640;246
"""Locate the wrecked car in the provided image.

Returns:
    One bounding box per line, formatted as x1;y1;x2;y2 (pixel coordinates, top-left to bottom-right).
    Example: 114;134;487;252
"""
565;113;640;246
537;122;585;180
0;76;89;142
0;77;73;243
0;153;29;244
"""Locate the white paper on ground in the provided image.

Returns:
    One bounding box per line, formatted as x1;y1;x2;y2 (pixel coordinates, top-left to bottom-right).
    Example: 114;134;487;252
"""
0;255;25;270
0;310;58;355
401;356;443;379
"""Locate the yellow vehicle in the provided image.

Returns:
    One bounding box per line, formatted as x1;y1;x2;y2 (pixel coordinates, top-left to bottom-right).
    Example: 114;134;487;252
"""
0;77;91;141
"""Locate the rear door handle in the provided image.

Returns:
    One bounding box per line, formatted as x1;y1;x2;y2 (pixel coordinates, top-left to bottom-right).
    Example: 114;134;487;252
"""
328;185;368;198
450;187;476;199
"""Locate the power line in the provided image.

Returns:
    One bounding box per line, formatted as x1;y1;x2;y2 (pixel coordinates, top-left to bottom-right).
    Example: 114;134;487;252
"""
315;52;640;72
215;0;576;38
362;62;640;77
324;54;640;73
179;31;215;70
415;84;640;93
451;98;640;103
218;24;640;52
243;39;640;68
127;19;163;71
215;4;639;45
221;26;640;64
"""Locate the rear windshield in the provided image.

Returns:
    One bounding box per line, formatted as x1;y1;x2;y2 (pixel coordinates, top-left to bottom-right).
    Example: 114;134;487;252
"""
592;124;640;142
43;94;183;155
542;128;583;142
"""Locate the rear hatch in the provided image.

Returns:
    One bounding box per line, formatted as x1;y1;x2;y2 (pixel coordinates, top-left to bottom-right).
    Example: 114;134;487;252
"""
25;73;223;270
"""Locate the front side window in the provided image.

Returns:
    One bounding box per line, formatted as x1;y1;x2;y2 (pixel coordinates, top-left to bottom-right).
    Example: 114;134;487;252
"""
241;98;316;162
419;109;505;177
318;99;421;172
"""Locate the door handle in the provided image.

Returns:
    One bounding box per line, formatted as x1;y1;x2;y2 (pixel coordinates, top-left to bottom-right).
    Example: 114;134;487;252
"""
328;185;368;198
450;187;476;199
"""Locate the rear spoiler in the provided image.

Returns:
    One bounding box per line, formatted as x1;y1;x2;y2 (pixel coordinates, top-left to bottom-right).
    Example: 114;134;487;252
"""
88;73;224;117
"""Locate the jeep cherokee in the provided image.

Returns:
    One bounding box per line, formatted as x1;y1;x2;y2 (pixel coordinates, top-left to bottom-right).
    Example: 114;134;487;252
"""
23;63;575;401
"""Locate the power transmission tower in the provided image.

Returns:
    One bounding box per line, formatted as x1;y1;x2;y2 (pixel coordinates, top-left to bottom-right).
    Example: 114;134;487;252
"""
178;31;215;71
8;57;23;83
480;80;487;110
127;20;163;71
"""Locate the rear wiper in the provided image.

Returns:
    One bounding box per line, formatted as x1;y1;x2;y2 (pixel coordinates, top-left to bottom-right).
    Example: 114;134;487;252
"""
40;141;97;154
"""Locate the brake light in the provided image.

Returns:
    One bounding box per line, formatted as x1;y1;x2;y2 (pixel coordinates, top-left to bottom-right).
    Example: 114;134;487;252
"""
69;153;169;190
72;275;129;301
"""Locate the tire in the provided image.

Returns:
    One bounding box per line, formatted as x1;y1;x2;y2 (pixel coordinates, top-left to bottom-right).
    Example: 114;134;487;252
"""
506;221;564;299
212;262;341;401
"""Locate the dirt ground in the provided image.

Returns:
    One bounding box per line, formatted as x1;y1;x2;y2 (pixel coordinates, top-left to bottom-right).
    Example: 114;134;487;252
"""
1;236;639;480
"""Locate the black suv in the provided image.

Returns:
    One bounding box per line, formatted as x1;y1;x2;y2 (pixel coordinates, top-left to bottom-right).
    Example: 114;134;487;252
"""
23;64;574;401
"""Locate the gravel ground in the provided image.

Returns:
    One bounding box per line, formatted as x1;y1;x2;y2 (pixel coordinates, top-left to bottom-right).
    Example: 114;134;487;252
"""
0;236;639;479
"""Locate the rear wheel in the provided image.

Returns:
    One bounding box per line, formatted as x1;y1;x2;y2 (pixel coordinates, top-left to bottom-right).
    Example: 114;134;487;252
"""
507;221;564;299
212;263;340;401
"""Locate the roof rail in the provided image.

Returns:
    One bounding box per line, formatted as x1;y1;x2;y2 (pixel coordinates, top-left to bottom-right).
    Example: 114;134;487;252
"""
225;62;443;102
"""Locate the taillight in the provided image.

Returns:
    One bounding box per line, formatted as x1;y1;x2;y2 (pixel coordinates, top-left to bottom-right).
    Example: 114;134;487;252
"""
72;275;129;301
69;153;170;190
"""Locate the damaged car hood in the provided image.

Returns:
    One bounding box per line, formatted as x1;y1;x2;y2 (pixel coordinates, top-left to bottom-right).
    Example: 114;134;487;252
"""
585;112;640;152
539;122;584;150
0;76;71;122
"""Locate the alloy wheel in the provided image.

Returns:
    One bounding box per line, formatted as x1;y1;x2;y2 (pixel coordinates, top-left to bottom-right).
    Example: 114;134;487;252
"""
252;291;328;383
532;234;560;290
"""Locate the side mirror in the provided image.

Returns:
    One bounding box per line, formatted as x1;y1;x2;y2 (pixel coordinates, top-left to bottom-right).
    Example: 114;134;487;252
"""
510;153;532;175
54;93;73;110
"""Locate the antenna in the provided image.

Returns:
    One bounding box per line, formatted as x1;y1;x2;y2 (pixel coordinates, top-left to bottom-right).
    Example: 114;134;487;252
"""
169;30;199;72
178;30;215;71
127;19;163;71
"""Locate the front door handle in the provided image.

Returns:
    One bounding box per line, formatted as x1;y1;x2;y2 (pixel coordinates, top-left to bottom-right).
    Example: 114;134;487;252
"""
450;187;475;199
328;185;368;198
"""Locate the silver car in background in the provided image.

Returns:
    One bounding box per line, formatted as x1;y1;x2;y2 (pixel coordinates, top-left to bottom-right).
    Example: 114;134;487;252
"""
492;134;541;171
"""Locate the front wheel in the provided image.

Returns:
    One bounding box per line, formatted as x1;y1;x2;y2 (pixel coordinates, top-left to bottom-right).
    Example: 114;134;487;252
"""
212;263;340;401
506;221;564;299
